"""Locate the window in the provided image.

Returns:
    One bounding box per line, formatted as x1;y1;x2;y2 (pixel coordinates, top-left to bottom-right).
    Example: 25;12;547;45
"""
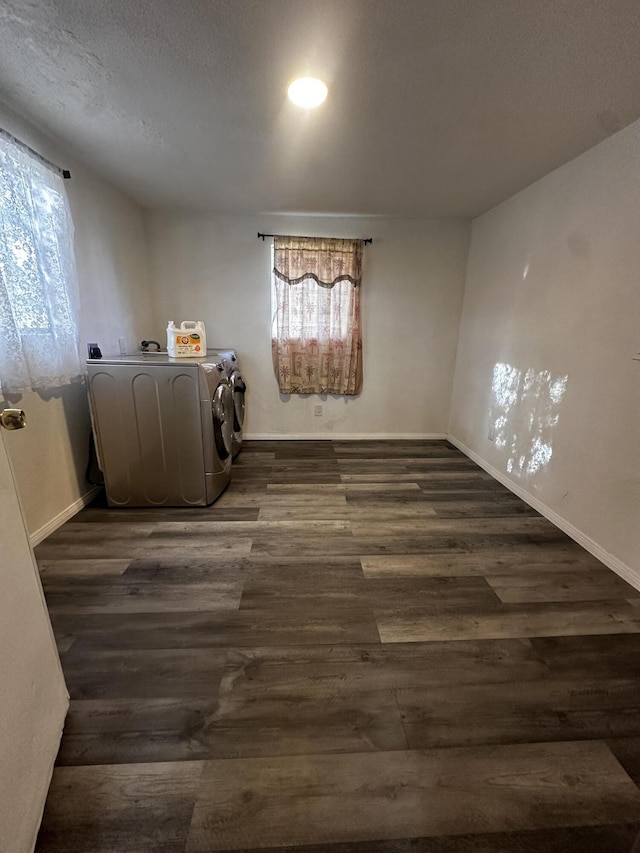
0;132;80;396
271;236;364;395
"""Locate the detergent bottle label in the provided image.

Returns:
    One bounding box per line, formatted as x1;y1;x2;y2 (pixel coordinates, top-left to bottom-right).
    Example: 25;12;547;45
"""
175;333;202;354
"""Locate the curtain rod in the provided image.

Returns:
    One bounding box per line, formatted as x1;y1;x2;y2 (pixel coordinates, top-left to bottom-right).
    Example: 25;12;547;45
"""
0;127;71;179
258;232;372;244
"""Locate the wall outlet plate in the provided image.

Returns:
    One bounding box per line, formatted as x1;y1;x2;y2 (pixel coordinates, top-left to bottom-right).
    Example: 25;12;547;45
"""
118;337;127;354
314;404;323;417
488;424;496;441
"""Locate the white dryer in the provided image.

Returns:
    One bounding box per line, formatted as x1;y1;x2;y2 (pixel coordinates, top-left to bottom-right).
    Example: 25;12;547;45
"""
87;353;233;506
208;349;245;457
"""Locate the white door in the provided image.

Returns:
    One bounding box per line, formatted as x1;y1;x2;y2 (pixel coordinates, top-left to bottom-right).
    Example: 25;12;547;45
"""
0;412;68;853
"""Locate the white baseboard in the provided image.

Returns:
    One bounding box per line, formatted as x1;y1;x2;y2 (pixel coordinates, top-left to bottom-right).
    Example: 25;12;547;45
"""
244;433;449;441
447;434;640;592
30;486;102;547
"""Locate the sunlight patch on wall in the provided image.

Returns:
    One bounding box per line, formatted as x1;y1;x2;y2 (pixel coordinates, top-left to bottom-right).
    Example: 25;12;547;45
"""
490;362;568;479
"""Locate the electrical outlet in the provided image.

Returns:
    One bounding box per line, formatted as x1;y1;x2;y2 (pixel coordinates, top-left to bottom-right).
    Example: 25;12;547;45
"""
118;337;127;354
314;404;323;417
488;425;495;442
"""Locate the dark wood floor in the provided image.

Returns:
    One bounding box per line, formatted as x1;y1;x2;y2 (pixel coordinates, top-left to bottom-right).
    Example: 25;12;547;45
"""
34;440;640;852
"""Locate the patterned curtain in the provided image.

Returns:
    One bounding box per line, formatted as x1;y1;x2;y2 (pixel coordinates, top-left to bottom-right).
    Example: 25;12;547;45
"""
272;236;363;395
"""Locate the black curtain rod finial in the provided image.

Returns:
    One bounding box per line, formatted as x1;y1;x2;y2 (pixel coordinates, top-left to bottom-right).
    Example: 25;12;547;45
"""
0;127;71;179
258;232;372;244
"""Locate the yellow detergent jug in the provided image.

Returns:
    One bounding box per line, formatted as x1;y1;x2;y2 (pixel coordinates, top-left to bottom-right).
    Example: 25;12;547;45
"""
166;321;207;357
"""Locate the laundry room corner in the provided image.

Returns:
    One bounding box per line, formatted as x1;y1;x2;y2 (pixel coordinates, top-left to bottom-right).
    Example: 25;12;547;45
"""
0;100;155;541
143;211;470;440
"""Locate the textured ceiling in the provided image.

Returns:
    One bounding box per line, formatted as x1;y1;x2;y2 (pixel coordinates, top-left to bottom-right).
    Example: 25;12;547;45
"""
1;0;640;217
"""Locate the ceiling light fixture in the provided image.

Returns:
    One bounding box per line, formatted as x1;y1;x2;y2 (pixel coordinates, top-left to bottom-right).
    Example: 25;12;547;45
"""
287;77;328;108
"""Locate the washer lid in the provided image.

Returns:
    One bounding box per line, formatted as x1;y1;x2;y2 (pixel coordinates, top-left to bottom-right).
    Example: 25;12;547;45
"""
87;350;227;367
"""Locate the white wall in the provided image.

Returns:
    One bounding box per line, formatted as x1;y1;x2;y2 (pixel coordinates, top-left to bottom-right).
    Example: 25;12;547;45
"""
450;119;640;577
0;102;153;539
145;214;470;438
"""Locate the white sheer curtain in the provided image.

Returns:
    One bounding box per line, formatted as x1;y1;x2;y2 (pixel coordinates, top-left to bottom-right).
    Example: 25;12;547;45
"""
0;133;80;395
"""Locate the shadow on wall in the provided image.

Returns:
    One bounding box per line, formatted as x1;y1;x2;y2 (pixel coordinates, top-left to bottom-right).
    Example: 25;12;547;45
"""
1;375;84;406
1;378;93;497
489;362;568;479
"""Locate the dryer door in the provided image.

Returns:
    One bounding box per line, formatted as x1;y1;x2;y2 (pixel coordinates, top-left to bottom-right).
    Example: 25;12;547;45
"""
212;382;234;460
229;369;246;433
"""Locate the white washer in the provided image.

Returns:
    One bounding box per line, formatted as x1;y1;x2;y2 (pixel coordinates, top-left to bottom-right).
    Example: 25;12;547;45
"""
87;352;233;507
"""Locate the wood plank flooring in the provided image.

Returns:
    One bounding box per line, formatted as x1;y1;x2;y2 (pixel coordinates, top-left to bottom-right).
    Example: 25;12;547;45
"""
34;440;640;852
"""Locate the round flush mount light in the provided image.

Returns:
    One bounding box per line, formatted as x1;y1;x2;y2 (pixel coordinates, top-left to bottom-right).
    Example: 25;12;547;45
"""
287;77;328;108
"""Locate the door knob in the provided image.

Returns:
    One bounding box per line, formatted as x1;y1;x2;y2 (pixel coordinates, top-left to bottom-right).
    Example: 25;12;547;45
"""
1;408;26;430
